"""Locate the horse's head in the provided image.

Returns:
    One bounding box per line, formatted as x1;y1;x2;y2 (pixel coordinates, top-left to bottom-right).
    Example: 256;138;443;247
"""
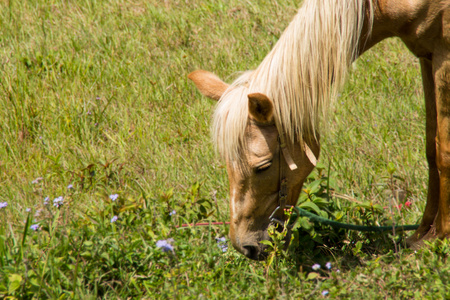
189;70;319;260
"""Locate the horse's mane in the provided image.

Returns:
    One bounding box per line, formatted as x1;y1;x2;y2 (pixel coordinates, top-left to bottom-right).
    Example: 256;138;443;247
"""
213;0;373;162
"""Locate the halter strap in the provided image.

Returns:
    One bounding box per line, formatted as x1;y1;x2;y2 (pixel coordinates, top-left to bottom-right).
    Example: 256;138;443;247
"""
278;132;298;171
269;120;317;229
268;131;299;228
274;120;317;169
278;136;288;211
274;119;298;171
304;142;317;167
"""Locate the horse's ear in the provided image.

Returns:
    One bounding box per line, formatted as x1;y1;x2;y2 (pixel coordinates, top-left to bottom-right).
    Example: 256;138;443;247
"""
248;93;274;124
188;70;229;101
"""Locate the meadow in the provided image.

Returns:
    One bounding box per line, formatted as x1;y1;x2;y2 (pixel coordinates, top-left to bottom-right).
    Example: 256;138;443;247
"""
1;0;449;298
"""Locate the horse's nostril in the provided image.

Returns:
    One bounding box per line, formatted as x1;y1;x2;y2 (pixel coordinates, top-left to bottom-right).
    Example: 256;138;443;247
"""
242;245;260;260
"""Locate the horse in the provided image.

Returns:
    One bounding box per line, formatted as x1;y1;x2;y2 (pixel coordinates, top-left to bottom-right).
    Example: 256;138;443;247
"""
189;0;450;260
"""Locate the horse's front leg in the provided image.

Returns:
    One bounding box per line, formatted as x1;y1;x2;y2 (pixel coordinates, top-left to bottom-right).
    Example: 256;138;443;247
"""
433;47;450;239
406;58;440;247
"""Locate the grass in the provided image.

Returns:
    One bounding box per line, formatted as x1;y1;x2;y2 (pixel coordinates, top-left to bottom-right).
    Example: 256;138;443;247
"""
1;0;449;298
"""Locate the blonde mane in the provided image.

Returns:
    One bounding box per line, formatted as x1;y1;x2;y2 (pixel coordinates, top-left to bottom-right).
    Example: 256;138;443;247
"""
213;0;373;162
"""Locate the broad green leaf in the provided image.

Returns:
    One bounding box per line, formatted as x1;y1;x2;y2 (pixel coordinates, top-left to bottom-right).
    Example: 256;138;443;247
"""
334;211;345;220
299;217;313;231
306;272;319;280
259;240;273;247
298;201;323;215
8;274;22;294
308;179;323;194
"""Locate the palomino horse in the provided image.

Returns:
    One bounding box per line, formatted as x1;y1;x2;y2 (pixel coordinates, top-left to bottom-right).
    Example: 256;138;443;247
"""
189;0;450;260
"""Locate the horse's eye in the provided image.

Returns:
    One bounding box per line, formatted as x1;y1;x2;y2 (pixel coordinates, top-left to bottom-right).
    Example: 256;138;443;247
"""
255;161;272;173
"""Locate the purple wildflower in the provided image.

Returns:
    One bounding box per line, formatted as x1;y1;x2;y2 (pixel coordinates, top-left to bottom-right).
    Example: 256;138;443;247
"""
53;196;64;208
67;184;74;189
156;239;174;252
169;210;176;216
43;197;49;205
322;290;329;296
30;224;40;231
111;216;118;223
26;208;31;212
325;262;332;270
216;237;228;253
312;264;321;271
0;202;7;209
109;194;119;201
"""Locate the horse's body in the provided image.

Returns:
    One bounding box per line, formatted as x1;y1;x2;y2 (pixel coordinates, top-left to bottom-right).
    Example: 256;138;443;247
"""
189;0;450;260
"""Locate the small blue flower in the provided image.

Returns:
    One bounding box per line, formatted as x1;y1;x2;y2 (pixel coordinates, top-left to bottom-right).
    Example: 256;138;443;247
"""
169;210;176;216
215;237;228;253
0;202;7;209
111;216;118;223
53;196;63;208
322;290;329;296
67;184;74;189
325;262;332;270
156;239;174;252
30;224;40;231
109;194;119;201
312;263;321;271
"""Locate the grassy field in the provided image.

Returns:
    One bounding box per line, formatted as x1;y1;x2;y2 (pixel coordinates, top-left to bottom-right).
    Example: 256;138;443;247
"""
1;0;449;298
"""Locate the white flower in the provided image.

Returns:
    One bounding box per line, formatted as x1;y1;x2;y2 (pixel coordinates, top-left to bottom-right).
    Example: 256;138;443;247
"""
312;263;321;271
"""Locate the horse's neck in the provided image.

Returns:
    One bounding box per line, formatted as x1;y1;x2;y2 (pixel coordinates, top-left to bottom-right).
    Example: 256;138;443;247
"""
360;0;445;58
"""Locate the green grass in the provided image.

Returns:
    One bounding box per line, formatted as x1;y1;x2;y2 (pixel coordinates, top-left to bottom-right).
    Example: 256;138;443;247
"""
1;0;449;298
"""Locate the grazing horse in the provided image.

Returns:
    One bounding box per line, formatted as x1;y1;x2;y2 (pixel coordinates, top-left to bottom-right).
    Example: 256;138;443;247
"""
189;0;450;260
